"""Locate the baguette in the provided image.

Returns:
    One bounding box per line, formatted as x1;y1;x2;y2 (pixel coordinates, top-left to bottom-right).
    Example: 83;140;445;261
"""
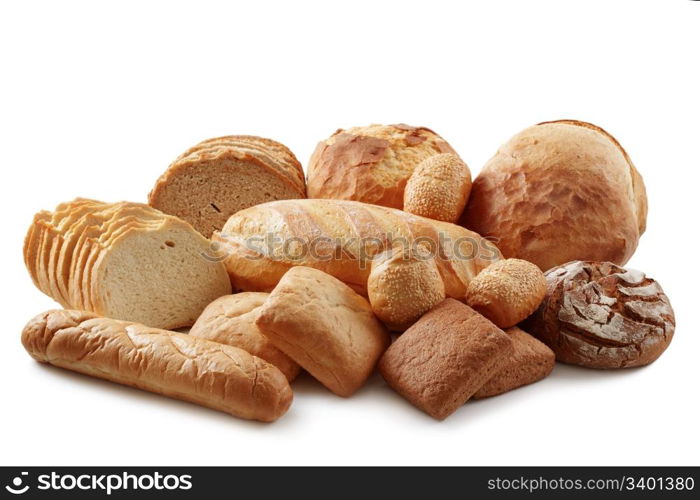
213;199;502;298
22;310;293;422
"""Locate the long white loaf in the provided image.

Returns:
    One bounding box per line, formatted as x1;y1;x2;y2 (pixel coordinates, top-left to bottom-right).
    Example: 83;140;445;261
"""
213;199;502;298
22;310;293;422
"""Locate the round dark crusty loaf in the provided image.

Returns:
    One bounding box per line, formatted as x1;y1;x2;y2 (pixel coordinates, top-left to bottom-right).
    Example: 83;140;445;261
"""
523;261;675;369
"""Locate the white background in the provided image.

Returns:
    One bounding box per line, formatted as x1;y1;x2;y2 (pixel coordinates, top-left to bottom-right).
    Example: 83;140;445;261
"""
1;0;698;466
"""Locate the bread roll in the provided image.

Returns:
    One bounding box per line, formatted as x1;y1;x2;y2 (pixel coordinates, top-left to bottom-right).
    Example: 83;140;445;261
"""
473;327;555;399
523;261;675;369
465;258;546;328
149;136;306;237
367;245;446;331
213;199;502;299
307;124;455;209
403;153;472;223
22;310;293;422
256;267;390;397
189;293;301;381
461;120;647;270
378;299;513;420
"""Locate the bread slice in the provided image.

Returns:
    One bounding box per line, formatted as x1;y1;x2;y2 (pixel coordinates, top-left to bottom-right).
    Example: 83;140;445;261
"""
90;217;231;329
23;199;232;329
78;203;165;309
52;201;109;303
149;135;306;237
82;217;164;311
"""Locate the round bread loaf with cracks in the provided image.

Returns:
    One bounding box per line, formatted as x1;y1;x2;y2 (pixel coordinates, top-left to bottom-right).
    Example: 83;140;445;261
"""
307;124;456;209
523;260;675;369
461;120;647;270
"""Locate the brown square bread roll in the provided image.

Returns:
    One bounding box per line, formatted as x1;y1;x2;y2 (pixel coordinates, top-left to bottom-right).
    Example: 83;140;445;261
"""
256;266;390;397
473;327;555;399
379;299;513;420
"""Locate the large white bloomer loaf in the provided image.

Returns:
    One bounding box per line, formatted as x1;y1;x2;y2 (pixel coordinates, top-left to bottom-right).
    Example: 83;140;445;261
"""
22;310;293;422
213;199;502;298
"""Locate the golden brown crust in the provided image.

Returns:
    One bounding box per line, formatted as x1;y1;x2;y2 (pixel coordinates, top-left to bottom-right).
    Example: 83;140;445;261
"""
378;299;513;420
403;153;472;222
367;245;446;331
465;258;546;328
307;124;456;209
473;327;555;398
461;120;647;270
22;310;292;422
214;199;502;299
256;267;390;397
189;293;301;381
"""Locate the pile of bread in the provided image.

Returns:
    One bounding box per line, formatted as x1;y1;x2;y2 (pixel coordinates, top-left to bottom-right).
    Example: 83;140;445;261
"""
21;121;676;422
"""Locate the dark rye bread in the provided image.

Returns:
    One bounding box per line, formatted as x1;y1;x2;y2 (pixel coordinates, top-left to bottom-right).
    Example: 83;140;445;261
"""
473;327;555;399
379;299;513;420
149;135;306;237
523;260;675;369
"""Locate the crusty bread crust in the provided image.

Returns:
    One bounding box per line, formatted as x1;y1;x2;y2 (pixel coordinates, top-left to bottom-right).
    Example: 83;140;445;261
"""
461;120;647;270
473;327;555;399
256;267;390;397
403;153;472;223
189;293;300;381
367;245;446;331
523;261;675;369
214;199;502;299
379;299;513;420
307;124;455;209
466;258;546;328
22;310;293;422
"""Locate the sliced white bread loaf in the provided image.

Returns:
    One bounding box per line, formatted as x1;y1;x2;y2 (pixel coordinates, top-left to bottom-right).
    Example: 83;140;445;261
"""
23;200;232;329
149;135;306;237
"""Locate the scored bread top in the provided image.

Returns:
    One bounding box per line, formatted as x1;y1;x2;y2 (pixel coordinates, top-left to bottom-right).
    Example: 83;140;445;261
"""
214;198;502;298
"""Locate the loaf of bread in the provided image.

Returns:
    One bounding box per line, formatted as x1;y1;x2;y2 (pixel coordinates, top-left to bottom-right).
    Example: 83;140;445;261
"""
213;199;502;299
307;124;456;209
403;153;472;223
23;200;231;329
189;293;300;381
379;299;513;420
523;261;675;369
367;244;445;331
465;258;546;328
149;135;306;237
473;327;555;399
461;120;647;270
22;310;293;422
256;267;390;397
